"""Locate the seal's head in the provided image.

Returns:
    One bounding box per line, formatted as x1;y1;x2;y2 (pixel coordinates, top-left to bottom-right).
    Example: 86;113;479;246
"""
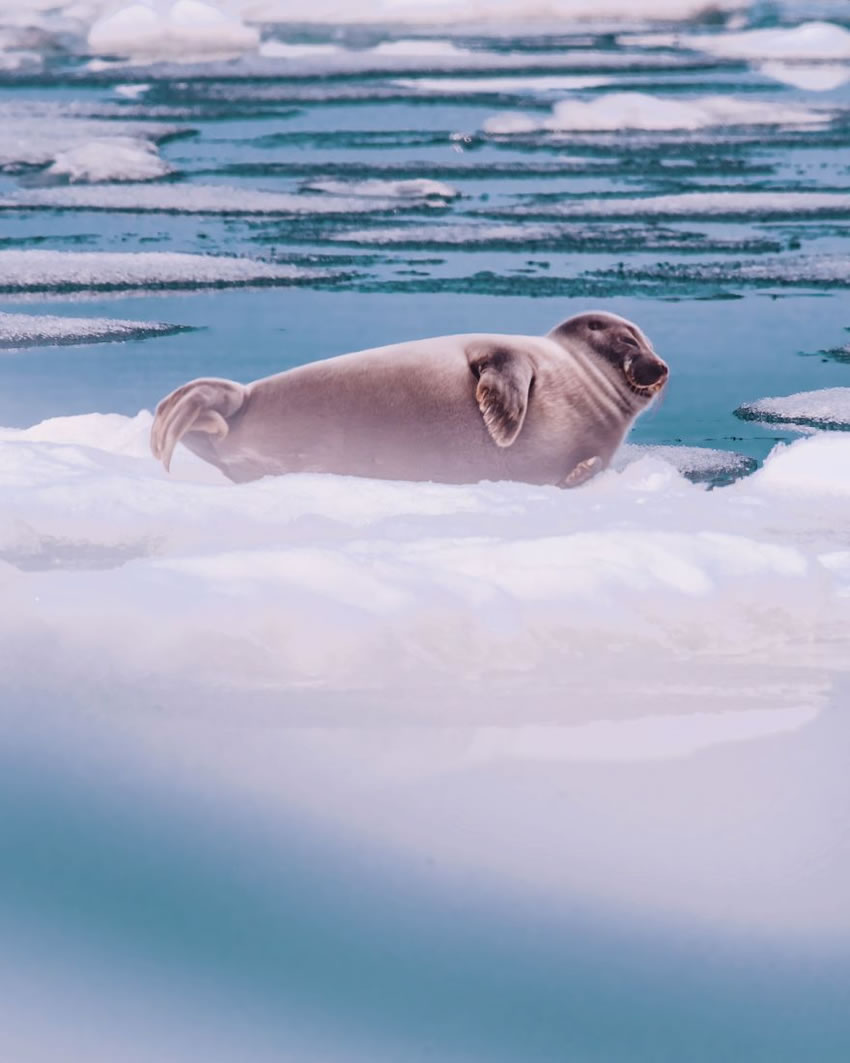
549;311;668;404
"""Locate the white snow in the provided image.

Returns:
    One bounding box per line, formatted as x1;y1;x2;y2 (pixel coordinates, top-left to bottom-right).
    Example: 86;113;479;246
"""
484;92;829;134
685;21;850;61
0;250;321;292
0;310;182;347
737;388;850;430
88;0;260;60
0;183;448;214
46;136;174;183
304;177;459;199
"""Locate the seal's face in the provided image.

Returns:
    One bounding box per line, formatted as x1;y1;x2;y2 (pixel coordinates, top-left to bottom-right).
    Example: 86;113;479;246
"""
551;311;668;403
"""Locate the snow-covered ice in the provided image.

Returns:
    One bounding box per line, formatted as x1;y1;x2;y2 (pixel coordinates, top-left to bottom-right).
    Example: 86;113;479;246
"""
0;250;323;292
304;177;459;199
684;21;850;61
0;310;185;348
484;93;829;134
0;183;449;214
46;136;174;182
736;387;850;431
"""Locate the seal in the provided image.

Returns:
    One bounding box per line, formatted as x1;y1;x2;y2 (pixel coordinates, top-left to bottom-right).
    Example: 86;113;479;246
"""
151;311;667;488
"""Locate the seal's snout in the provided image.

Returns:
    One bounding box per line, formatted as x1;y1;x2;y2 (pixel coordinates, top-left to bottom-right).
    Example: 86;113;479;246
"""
624;352;668;396
633;357;667;387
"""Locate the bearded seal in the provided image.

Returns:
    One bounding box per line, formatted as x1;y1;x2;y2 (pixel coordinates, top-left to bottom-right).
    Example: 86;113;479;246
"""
151;311;667;488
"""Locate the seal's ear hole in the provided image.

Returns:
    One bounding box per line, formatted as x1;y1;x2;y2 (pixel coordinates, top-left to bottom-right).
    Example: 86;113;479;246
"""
587;319;606;331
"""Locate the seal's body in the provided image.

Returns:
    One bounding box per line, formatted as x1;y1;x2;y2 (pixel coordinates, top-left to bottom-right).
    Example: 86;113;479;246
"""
151;312;668;488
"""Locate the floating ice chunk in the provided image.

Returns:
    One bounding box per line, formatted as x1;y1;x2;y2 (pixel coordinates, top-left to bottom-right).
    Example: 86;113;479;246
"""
736;388;850;432
0;183;441;215
0;311;185;349
0;250;320;293
484;93;828;134
759;61;850;92
369;39;471;57
685;21;850;61
113;82;152;97
0;116;185;172
258;39;342;58
395;74;610;93
304;177;459;199
88;0;260;60
46;136;174;183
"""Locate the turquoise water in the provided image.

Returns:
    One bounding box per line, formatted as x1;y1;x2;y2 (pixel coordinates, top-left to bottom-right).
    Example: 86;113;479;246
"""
3;6;850;1060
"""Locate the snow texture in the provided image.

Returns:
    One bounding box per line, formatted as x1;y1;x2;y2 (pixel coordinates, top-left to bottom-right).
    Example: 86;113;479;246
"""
0;250;322;292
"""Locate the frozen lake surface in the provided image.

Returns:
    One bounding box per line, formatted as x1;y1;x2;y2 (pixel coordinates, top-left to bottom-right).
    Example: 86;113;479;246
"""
1;1;850;1060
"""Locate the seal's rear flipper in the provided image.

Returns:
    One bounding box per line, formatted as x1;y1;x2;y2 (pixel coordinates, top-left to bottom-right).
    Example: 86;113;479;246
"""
467;343;535;447
151;378;246;472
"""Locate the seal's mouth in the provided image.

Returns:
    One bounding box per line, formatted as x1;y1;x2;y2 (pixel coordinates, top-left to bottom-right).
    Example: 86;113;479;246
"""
623;355;668;398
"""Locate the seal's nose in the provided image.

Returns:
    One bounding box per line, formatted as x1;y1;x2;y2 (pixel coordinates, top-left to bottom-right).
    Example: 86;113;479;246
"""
632;358;668;388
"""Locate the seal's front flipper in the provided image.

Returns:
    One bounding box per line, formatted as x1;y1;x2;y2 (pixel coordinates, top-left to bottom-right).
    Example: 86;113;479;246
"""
561;455;602;489
151;377;246;472
467;343;535;447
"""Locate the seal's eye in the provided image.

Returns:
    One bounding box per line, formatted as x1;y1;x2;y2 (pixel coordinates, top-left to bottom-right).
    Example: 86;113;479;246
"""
587;319;606;331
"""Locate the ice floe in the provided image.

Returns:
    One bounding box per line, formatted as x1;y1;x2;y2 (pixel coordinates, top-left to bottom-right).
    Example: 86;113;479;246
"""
736;388;850;432
489;192;850;220
759;61;850;92
484;92;829;134
685;21;850;62
46;136;174;182
0;310;185;348
0;183;448;214
304;177;459;200
88;1;260;61
0;250;321;292
0;114;185;172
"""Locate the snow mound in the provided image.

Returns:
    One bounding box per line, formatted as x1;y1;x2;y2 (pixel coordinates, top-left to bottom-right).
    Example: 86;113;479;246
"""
88;1;260;61
736;388;850;432
484;93;828;134
0;250;320;293
685;21;850;61
0;183;444;215
46;136;175;183
0;311;186;348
